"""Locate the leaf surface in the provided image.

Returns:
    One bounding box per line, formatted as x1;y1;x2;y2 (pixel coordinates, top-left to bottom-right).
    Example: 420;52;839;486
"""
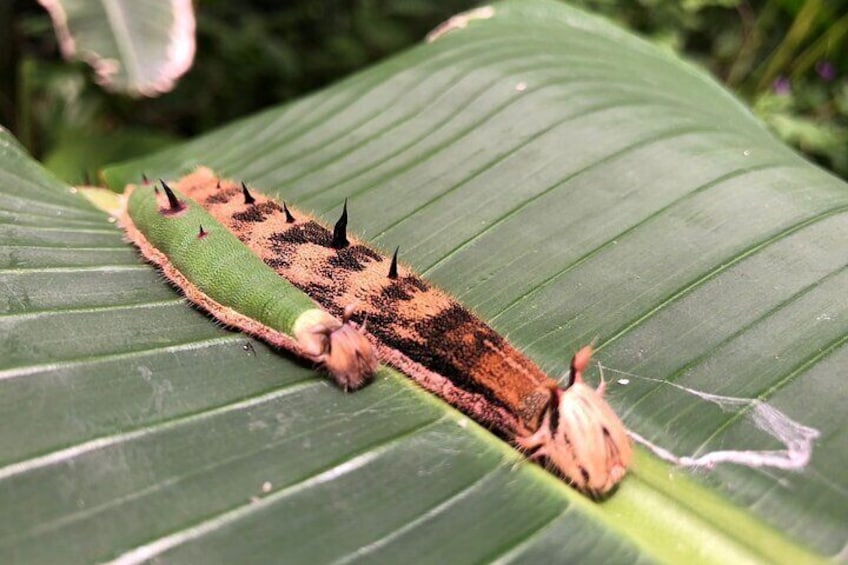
3;1;846;562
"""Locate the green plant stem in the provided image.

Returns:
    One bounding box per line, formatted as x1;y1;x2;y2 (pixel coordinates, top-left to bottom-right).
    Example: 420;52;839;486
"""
725;0;765;89
756;0;824;92
790;11;848;79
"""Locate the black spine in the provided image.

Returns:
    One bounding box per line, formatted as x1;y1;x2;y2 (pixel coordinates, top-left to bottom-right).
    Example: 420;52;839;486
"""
160;180;184;212
241;182;256;205
388;246;399;279
332;199;349;249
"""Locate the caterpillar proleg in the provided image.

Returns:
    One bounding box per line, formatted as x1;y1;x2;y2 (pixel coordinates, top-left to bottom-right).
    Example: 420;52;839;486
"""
121;168;632;497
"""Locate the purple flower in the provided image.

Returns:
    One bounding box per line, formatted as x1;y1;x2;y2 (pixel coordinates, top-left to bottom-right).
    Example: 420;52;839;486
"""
815;60;836;82
772;76;791;95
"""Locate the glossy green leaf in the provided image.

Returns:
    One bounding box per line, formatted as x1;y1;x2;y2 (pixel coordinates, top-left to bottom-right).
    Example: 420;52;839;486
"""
37;0;195;96
3;1;846;562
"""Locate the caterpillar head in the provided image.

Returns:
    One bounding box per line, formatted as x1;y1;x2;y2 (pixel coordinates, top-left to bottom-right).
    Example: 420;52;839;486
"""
292;305;378;391
516;346;632;497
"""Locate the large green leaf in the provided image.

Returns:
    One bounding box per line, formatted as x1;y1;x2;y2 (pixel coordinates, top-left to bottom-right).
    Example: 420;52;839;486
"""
37;0;195;96
3;1;846;562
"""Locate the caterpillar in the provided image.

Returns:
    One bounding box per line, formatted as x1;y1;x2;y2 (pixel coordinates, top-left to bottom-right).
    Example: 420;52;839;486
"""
120;167;632;497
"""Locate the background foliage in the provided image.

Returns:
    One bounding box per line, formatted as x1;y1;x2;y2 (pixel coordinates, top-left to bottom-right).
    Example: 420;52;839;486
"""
1;0;846;183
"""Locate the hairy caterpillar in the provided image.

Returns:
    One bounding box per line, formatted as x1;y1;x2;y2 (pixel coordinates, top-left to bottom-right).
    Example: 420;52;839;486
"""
121;178;378;389
121;168;632;497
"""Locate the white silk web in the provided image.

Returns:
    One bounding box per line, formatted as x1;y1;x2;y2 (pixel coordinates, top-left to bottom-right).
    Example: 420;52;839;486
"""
598;363;820;471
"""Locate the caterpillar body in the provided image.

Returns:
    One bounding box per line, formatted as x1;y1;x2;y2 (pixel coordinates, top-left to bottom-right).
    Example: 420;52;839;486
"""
121;167;632;497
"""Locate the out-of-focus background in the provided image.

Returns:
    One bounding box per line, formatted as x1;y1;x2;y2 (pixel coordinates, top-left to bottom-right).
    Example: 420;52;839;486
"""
2;0;845;183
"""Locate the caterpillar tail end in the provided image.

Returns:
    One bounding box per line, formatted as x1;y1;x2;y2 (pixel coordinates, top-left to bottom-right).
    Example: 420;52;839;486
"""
292;307;378;391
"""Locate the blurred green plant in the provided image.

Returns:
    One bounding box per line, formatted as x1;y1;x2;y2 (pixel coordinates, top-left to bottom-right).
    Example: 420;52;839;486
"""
2;0;475;183
571;0;847;177
1;0;846;181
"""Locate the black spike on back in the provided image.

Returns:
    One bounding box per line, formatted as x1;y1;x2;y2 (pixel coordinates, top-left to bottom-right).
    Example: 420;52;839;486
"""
388;246;399;279
283;202;296;223
142;173;150;185
332;199;349;249
241;182;256;205
198;224;208;238
216;178;221;189
389;245;400;280
160;180;184;213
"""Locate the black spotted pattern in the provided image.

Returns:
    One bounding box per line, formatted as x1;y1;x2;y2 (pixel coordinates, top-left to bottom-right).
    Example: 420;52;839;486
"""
232;201;283;223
